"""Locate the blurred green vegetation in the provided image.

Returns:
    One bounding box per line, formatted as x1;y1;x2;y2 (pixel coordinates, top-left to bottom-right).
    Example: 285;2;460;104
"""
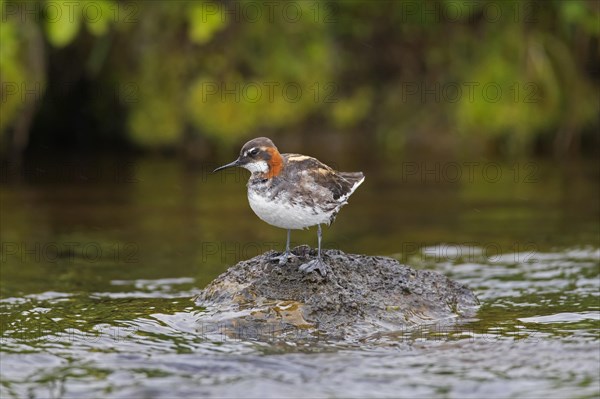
0;0;598;157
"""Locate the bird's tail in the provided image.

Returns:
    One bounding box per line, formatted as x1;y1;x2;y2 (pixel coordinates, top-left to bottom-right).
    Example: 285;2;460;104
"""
340;172;365;195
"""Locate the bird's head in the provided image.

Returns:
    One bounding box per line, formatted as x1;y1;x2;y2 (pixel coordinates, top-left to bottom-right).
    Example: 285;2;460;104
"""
213;137;283;178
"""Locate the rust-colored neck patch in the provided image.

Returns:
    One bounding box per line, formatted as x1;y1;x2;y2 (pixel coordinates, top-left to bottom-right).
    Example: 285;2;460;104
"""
265;147;283;178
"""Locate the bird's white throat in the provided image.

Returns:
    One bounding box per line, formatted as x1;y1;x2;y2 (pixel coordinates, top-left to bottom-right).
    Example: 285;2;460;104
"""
242;161;269;174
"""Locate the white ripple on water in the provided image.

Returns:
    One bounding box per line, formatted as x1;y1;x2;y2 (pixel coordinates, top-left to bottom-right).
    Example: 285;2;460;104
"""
108;277;197;293
518;311;600;324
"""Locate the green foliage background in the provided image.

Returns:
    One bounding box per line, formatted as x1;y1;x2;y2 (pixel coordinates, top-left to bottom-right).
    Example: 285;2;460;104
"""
0;0;598;156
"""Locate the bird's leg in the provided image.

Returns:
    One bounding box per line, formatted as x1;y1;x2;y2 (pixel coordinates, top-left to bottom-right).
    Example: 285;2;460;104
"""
269;229;297;265
299;224;330;276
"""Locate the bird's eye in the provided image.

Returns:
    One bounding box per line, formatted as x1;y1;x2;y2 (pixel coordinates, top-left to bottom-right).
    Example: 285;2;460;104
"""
248;148;259;157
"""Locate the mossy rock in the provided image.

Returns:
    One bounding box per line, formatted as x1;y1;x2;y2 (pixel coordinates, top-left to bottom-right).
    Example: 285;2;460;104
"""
196;246;479;340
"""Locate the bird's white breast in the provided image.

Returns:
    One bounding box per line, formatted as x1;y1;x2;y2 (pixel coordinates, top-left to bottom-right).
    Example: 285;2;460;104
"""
247;190;330;230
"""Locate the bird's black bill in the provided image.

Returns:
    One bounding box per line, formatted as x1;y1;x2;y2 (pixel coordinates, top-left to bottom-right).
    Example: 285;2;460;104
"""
213;159;241;173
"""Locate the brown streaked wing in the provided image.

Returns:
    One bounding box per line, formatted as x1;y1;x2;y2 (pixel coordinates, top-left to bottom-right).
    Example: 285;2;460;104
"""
281;154;363;201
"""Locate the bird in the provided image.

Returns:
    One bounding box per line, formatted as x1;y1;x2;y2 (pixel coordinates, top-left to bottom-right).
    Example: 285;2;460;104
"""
213;137;365;276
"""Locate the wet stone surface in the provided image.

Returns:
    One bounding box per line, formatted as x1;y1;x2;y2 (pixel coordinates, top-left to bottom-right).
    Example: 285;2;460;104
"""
196;246;480;340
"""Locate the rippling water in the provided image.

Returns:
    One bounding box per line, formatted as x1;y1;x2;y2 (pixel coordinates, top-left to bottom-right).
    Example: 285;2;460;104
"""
1;156;598;398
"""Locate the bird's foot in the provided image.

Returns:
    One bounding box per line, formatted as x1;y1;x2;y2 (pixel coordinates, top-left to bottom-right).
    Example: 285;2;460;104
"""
299;258;330;277
269;250;298;266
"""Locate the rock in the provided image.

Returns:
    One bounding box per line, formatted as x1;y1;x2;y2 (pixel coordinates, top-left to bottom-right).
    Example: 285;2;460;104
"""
195;246;479;341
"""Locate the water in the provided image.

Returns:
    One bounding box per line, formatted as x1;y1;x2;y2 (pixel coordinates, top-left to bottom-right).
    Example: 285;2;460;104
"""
1;154;598;398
